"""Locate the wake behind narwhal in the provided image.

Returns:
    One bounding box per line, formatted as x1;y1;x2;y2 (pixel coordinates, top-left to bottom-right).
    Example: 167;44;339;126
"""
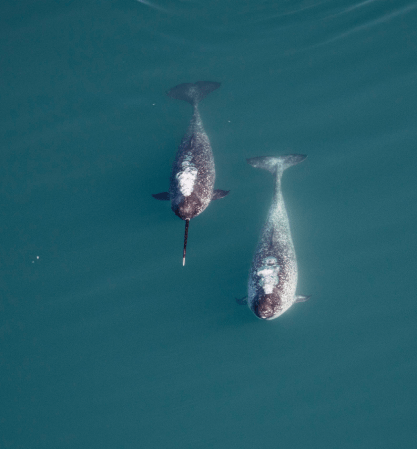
246;154;310;320
152;81;229;265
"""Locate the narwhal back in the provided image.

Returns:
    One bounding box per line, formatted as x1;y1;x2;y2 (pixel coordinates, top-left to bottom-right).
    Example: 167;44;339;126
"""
152;81;229;265
246;154;309;319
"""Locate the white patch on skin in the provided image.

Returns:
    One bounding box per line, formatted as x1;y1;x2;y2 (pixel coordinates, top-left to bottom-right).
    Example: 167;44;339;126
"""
176;154;198;196
257;257;280;294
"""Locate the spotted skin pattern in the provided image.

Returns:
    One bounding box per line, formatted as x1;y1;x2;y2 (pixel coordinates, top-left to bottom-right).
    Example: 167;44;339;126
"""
152;82;229;265
247;155;309;320
169;107;216;220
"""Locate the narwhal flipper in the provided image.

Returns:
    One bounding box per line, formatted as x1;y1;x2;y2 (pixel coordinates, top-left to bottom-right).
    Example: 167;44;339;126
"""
212;189;230;200
152;192;170;200
295;295;311;303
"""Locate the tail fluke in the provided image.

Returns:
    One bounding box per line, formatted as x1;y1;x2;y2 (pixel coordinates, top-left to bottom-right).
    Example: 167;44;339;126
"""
167;81;221;106
247;154;307;174
183;219;190;266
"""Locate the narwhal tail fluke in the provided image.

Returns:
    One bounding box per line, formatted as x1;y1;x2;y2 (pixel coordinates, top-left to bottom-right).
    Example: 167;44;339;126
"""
247;154;307;176
167;81;221;106
183;219;190;266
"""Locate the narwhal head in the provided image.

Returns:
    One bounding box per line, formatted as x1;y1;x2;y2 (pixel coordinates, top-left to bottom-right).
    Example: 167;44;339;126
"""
251;293;283;320
171;196;204;266
249;256;285;319
171;195;202;221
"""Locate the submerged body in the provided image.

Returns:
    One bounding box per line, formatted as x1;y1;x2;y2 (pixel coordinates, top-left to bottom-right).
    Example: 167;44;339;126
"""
152;82;229;265
247;155;310;320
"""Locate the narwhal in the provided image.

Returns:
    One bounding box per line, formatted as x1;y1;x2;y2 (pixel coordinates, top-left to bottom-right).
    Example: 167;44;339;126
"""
245;154;310;320
152;81;229;265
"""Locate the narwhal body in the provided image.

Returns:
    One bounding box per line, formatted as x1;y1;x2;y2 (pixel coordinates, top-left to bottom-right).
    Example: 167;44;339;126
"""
152;81;229;265
247;155;310;320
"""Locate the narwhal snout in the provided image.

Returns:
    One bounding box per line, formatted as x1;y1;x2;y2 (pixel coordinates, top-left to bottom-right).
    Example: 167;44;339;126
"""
252;294;281;320
172;198;201;221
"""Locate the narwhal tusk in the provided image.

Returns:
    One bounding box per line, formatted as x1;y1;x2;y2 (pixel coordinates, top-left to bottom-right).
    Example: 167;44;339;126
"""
183;219;190;266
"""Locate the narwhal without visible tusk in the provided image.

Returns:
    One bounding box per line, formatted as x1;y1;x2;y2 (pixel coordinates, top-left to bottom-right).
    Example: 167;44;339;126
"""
152;81;229;265
246;154;310;319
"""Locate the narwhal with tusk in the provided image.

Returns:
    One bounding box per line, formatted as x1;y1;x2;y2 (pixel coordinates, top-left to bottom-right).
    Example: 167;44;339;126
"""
152;81;229;265
245;154;310;320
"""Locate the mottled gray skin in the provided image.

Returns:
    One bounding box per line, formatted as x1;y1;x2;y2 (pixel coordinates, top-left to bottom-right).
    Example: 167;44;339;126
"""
152;82;229;265
247;155;309;320
169;105;215;220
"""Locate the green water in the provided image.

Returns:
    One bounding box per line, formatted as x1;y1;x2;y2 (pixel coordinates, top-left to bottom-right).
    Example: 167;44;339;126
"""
1;1;417;447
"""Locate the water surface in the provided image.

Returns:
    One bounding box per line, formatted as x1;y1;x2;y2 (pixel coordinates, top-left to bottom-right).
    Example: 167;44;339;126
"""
1;0;417;447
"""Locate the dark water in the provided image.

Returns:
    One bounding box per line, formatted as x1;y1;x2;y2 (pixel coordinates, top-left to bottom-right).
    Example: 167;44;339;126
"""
2;1;417;447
